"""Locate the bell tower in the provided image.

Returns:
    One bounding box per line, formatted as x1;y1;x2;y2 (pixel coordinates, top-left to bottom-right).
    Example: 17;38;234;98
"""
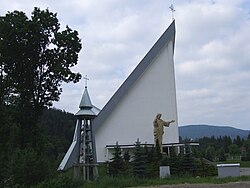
58;76;100;181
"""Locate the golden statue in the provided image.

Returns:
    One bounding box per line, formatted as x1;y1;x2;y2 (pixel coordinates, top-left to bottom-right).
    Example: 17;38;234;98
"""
153;113;175;153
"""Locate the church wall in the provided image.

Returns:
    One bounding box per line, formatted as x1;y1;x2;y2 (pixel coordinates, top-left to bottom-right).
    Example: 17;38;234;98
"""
95;40;179;162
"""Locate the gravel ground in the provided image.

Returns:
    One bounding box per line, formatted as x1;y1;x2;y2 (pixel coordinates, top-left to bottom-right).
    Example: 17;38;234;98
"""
132;168;250;188
138;181;250;188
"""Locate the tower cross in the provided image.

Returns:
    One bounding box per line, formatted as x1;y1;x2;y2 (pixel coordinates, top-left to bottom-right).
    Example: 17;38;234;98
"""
83;75;89;88
169;3;175;20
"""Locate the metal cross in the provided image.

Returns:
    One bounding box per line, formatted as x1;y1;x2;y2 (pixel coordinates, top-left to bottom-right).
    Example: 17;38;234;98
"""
169;4;175;20
83;75;89;88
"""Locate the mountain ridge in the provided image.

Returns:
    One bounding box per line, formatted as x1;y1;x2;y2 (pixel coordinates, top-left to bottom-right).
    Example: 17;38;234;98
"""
179;124;250;140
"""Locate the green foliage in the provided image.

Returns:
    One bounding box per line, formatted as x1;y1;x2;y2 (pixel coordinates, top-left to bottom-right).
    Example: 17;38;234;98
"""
0;7;81;186
182;145;195;175
0;8;82;109
242;139;250;161
195;158;217;177
132;139;146;178
144;143;162;178
161;145;217;177
217;147;226;162
233;135;244;147
9;148;51;187
229;144;241;159
205;146;216;161
35;172;81;188
161;150;181;175
108;142;125;177
75;174;250;188
196;135;250;162
0;6;82;148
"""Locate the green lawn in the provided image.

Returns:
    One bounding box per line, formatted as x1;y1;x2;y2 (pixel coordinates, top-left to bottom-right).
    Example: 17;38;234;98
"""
35;162;250;188
217;160;250;167
79;175;250;188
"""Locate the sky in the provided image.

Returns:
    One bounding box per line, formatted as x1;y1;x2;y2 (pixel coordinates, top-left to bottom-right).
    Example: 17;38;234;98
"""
1;0;250;130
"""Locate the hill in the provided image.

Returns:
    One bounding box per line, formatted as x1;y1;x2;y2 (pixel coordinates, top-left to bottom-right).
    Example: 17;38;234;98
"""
179;124;250;140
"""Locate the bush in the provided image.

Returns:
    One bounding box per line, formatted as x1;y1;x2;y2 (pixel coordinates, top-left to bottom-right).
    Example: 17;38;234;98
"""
108;142;125;177
35;173;80;188
9;148;51;187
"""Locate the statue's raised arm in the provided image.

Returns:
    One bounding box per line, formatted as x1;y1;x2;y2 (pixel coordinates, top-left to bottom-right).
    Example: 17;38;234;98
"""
153;113;175;153
163;119;175;127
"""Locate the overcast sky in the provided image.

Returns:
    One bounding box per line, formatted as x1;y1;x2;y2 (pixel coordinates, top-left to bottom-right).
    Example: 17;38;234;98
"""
1;0;250;130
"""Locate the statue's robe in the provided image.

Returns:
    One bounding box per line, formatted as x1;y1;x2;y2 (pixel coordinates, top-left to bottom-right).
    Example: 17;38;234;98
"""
153;118;171;153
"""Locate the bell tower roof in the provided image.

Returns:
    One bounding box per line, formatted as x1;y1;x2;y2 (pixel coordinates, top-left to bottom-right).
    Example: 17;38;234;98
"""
75;82;100;118
79;87;92;109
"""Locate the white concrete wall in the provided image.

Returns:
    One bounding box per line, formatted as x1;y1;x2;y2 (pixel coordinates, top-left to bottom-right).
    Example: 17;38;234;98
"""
95;41;179;162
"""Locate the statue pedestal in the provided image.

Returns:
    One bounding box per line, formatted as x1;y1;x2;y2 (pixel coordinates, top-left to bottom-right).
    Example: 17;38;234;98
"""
160;166;170;178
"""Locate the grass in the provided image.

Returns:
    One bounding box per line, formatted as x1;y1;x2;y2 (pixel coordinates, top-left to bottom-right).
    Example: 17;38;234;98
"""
35;163;250;188
76;162;250;188
78;175;250;188
217;159;250;167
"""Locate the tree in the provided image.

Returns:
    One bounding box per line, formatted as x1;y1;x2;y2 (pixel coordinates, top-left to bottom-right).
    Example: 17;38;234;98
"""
108;142;125;177
123;150;131;175
233;136;243;148
9;148;50;187
222;136;232;153
182;144;195;176
0;8;81;109
217;147;226;161
0;8;81;149
0;8;81;186
242;139;250;161
145;142;162;178
132;139;146;178
205;146;216;161
229;144;240;159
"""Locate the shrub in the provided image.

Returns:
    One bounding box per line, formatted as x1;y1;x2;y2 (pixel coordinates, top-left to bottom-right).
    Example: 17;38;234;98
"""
9;148;51;187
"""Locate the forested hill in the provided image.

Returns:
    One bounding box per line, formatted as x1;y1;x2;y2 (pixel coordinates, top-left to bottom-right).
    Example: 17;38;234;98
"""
179;125;250;140
38;108;76;159
40;108;76;140
40;109;250;142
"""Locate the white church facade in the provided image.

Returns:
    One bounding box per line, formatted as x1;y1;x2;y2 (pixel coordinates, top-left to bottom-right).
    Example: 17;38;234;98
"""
93;20;179;162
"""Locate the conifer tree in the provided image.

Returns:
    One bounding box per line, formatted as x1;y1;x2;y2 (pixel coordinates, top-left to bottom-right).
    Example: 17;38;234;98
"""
144;144;153;178
182;144;195;176
132;139;146;178
218;147;226;161
108;142;125;177
151;140;162;177
123;150;131;176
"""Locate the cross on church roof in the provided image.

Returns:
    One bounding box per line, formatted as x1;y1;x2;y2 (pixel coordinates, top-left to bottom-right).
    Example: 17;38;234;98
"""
169;4;175;20
83;75;89;88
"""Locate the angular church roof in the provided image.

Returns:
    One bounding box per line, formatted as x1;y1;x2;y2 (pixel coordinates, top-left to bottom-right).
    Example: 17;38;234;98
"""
93;20;176;131
75;87;100;118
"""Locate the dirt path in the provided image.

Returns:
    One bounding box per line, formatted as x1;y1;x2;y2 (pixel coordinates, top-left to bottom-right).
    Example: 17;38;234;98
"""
135;181;250;188
133;168;250;188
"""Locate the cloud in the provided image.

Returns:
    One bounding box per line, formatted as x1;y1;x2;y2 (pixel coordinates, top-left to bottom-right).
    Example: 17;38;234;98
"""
175;1;250;129
1;0;250;130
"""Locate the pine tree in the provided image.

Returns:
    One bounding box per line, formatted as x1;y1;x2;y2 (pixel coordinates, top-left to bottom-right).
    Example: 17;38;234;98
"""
218;147;226;161
108;142;125;177
123;150;132;176
144;144;151;178
168;147;180;175
182;144;195;176
132;139;146;178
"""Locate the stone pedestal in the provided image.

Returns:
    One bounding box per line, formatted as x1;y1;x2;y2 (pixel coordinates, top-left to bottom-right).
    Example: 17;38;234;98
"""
217;163;240;178
160;166;170;178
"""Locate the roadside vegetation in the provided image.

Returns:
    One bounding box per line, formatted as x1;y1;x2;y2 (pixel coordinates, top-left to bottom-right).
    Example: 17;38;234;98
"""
34;135;250;188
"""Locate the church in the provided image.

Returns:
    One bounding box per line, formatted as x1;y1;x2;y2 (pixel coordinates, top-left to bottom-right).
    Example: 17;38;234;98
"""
93;20;179;162
58;20;179;170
